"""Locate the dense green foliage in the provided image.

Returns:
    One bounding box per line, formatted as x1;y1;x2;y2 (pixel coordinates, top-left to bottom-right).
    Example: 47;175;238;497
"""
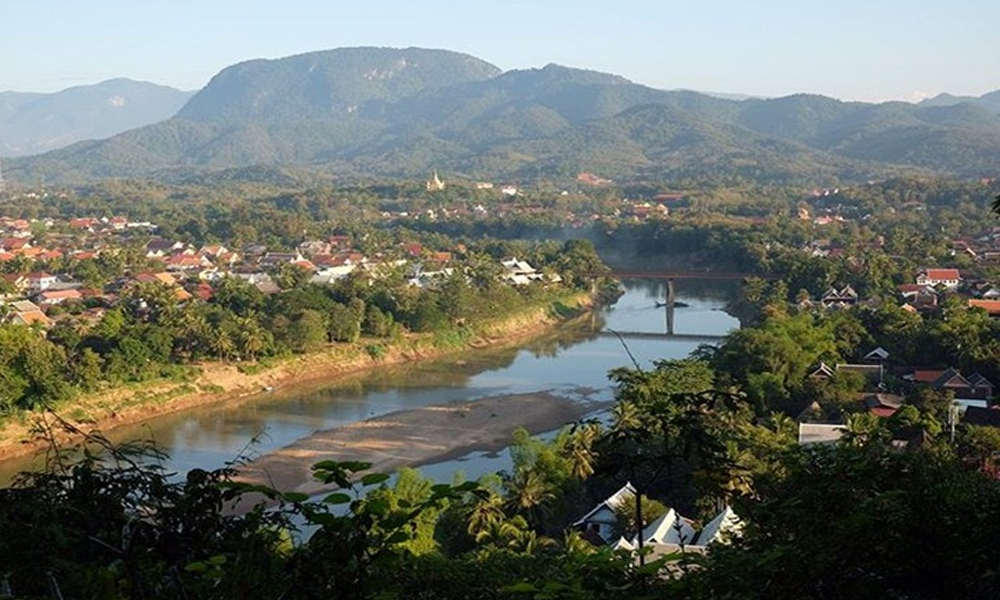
5;356;998;599
0;230;604;415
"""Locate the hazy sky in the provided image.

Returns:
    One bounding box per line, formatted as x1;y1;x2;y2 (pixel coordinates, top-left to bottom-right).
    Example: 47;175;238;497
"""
3;0;998;102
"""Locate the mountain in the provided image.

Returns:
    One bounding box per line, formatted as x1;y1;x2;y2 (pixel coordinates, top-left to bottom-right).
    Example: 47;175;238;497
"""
8;48;1000;185
0;79;193;157
178;47;501;124
732;95;1000;173
918;88;1000;113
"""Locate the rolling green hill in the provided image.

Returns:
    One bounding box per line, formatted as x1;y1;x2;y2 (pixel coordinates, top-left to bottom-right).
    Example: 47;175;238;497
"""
7;47;1000;186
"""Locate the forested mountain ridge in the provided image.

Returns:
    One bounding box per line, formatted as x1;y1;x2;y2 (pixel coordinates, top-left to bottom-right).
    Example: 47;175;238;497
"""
177;47;502;124
7;47;1000;185
0;78;193;157
919;88;1000;112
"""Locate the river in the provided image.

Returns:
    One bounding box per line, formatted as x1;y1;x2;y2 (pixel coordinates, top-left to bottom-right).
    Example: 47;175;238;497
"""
0;278;739;485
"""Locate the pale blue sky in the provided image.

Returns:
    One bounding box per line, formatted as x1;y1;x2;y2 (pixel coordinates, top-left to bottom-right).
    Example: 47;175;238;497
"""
3;0;998;102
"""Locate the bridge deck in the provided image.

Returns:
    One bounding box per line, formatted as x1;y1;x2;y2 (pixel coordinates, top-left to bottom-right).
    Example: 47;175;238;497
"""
602;271;776;280
598;331;728;343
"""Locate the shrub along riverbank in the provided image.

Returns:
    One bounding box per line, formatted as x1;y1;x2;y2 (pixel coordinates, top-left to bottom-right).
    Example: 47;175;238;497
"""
0;290;595;461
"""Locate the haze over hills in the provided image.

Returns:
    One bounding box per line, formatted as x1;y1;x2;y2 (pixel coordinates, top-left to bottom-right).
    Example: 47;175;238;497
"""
7;47;1000;186
919;89;1000;113
0;79;194;157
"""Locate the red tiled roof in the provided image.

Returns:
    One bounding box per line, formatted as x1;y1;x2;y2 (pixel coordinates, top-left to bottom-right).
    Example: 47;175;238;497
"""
870;407;898;418
38;289;82;301
922;268;961;280
969;299;1000;315
13;310;51;327
912;370;945;383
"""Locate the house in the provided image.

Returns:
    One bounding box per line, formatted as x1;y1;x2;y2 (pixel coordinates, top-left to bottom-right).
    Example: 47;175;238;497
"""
291;259;317;272
298;240;332;256
908;368;994;400
259;251;304;268
634;508;697;547
898;284;939;310
863;347;890;363
134;272;178;286
145;238;184;258
798;423;846;445
967;372;996;400
898;284;934;300
572;483;635;544
35;289;83;305
2;274;28;294
11;310;52;328
25;272;58;293
163;254;211;271
0;238;31;252
500;257;546;286
69;218;99;230
860;393;904;417
694;506;742;546
198;244;229;258
328;235;352;250
611;505;741;565
973;283;1000;299
916;268;961;289
820;285;858;308
809;362;883;386
968;299;1000;317
310;265;357;285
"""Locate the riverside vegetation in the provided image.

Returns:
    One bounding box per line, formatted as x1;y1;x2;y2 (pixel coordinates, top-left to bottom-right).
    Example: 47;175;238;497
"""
0;232;608;432
2;176;1000;598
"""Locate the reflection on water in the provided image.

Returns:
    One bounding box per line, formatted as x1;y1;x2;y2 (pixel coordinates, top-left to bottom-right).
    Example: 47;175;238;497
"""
0;279;739;485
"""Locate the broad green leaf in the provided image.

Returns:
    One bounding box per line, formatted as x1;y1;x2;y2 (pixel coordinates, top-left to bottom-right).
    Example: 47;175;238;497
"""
323;492;352;505
361;472;390;486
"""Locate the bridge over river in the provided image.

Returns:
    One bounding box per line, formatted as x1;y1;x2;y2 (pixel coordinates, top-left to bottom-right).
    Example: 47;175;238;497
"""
596;330;727;343
590;270;757;336
602;270;777;281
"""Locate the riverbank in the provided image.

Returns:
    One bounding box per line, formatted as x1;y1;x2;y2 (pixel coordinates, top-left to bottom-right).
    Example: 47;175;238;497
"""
0;293;593;463
240;392;607;495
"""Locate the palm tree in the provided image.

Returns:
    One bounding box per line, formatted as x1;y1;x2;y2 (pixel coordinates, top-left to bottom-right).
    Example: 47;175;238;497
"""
567;422;601;480
508;527;556;555
474;515;528;548
504;469;555;528
177;308;208;358
208;325;234;362
236;315;265;361
466;491;506;538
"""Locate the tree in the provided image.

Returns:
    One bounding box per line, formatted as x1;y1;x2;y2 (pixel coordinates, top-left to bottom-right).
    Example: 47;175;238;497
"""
612;494;668;539
208;323;235;361
692;443;1000;600
235;315;267;361
327;303;362;343
280;309;327;352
